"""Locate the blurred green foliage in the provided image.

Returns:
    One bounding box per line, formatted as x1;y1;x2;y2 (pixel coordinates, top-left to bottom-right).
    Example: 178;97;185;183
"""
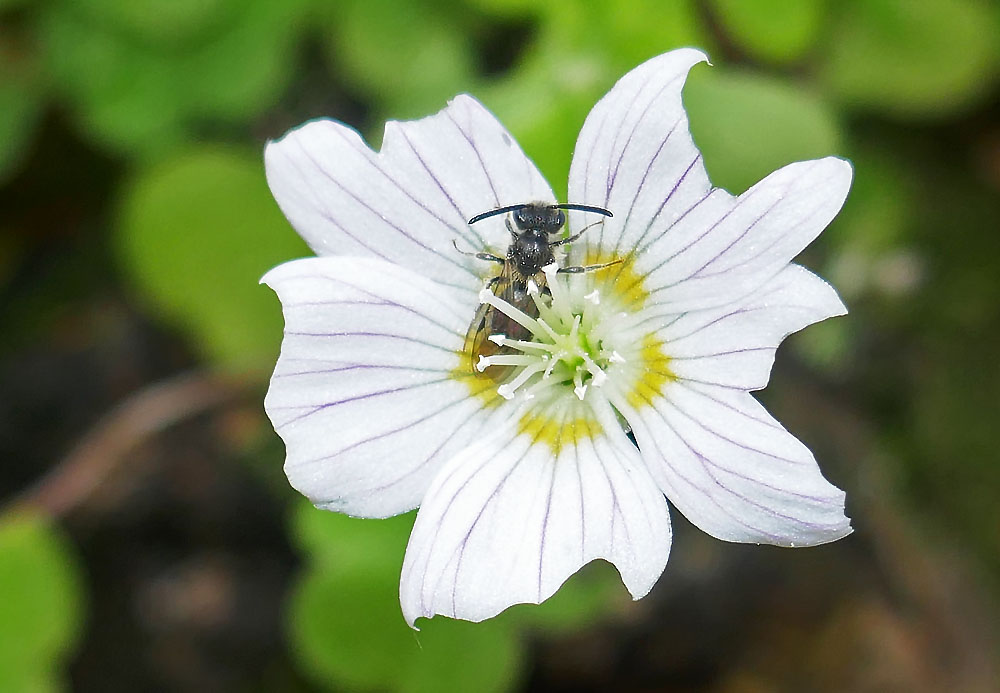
3;0;1000;689
0;513;84;692
288;502;621;691
38;0;310;157
322;0;477;119
709;0;828;65
684;67;843;194
116;147;308;371
290;506;523;692
820;0;999;117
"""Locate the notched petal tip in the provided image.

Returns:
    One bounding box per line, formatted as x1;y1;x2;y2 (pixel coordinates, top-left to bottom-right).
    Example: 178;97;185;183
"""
660;46;711;69
445;92;479;109
258;258;315;290
259;264;283;287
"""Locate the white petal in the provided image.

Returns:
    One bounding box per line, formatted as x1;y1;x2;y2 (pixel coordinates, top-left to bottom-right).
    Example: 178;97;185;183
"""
566;49;851;313
647;264;847;391
265;95;555;298
399;400;671;627
638;157;853;312
263;256;497;518
567;49;712;262
615;382;850;546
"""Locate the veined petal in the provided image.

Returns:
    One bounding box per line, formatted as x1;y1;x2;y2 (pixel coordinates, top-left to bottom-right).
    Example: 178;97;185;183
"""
263;256;500;518
399;400;671;627
265;95;555;298
568;49;711;264
646;264;847;391
615;382;850;546
567;48;851;313
636;157;853;312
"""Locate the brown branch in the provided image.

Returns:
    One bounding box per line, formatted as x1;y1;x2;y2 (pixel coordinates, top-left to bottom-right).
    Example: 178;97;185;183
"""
10;370;251;518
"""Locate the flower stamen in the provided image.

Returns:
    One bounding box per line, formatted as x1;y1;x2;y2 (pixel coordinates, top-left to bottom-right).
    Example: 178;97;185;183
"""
476;269;632;403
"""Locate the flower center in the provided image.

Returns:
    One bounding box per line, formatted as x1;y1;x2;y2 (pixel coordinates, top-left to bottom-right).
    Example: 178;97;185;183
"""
476;264;627;402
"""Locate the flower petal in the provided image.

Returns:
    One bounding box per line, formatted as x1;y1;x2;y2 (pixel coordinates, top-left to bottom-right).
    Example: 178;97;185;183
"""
567;48;851;312
399;400;671;627
265;95;555;298
263;256;499;518
567;48;712;262
646;264;847;391
637;156;853;312
615;382;850;546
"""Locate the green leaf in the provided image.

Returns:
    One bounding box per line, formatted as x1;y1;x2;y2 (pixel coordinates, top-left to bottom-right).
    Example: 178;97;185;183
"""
404;617;521;693
39;0;306;156
821;0;1000;117
290;568;416;691
0;513;85;691
585;0;710;72
710;0;828;64
291;501;413;574
684;67;843;194
289;564;523;693
463;0;547;15
325;0;475;119
116;147;308;370
65;0;239;47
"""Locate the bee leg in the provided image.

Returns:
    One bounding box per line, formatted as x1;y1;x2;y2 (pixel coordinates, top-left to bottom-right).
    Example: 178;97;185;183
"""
557;259;623;274
452;239;505;264
550;220;604;247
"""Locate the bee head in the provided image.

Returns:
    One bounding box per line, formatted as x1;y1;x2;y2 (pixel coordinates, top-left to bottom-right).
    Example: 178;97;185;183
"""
513;205;565;234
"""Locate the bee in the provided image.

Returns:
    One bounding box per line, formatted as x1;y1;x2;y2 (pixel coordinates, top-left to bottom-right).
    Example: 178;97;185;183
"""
459;202;618;379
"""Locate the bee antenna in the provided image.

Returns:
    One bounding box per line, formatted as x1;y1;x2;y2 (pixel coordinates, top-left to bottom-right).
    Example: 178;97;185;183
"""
551;203;613;218
467;204;527;225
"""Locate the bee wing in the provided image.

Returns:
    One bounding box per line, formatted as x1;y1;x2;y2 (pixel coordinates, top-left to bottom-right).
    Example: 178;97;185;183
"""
494;261;521;307
464;300;494;372
466;266;549;379
465;271;512;373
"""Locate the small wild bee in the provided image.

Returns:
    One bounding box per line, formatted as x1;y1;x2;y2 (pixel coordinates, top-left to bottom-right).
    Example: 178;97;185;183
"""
459;202;618;379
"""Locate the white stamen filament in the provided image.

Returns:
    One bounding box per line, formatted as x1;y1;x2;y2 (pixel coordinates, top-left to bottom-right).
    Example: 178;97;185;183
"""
479;288;542;334
490;335;557;352
496;361;549;400
476;271;630;402
479;354;537;368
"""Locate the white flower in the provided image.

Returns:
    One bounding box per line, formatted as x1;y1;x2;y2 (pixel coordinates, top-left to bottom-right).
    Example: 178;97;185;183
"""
262;48;853;628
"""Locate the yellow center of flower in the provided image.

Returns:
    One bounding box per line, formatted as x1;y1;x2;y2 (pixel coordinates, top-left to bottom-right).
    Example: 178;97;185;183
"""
475;264;625;403
457;254;675;452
